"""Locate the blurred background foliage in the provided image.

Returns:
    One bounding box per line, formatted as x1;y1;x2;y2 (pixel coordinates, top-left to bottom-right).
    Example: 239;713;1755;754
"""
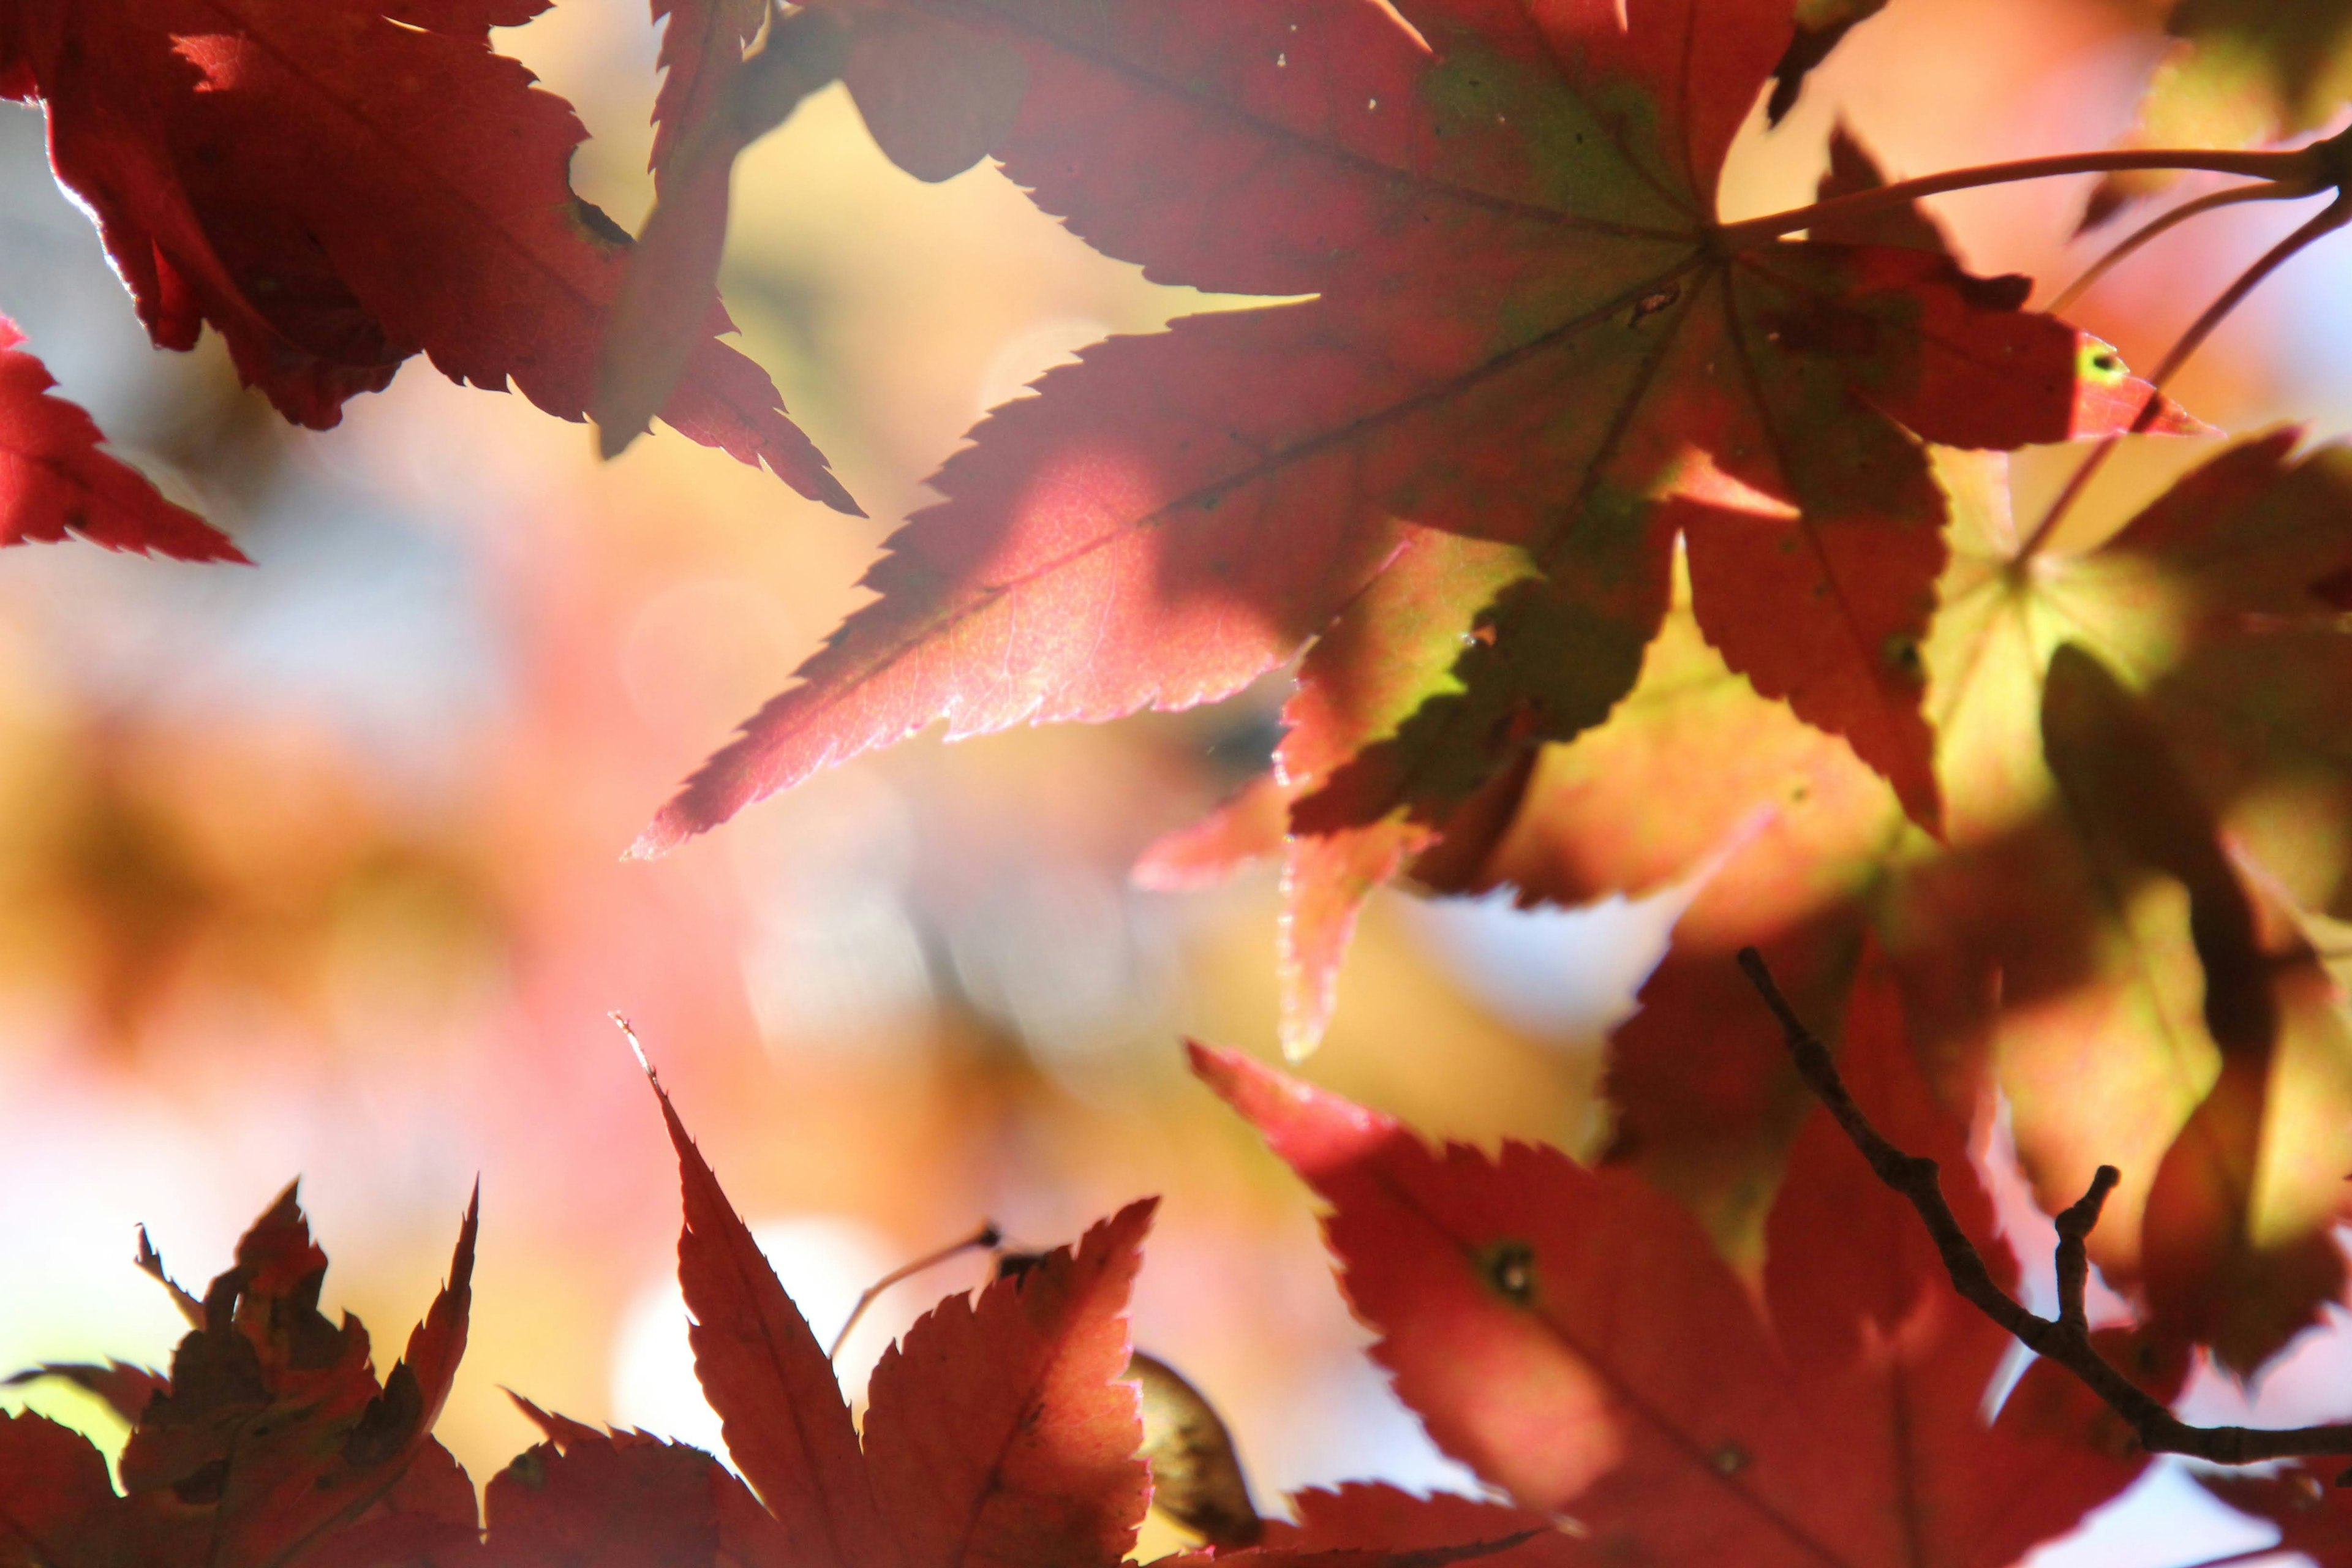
4;1;2352;1563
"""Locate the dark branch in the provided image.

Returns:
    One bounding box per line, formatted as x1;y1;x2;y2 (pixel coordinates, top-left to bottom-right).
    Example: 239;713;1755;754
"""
1736;946;2352;1468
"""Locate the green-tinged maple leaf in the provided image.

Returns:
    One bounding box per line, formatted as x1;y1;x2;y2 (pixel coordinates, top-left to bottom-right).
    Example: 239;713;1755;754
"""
2090;0;2352;222
1;1185;481;1568
636;0;2195;875
1191;951;2182;1567
1397;431;2352;1375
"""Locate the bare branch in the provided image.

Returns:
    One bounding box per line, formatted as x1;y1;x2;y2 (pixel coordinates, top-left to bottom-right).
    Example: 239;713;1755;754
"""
1736;946;2352;1468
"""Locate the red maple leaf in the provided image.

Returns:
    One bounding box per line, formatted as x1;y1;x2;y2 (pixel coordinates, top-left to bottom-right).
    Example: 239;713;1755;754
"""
1192;944;2183;1567
636;0;2194;864
1384;429;2352;1373
2198;1461;2352;1562
596;0;1025;453
0;0;853;511
0;1184;480;1567
550;1068;1557;1568
637;1066;1153;1568
0;314;242;562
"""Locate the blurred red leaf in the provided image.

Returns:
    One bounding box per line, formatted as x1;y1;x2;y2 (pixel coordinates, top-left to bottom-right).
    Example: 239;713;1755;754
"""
598;0;1026;455
650;0;771;184
2087;1;2352;221
0;1;852;510
0;314;241;562
638;0;2194;861
2198;1460;2352;1561
1191;946;2173;1566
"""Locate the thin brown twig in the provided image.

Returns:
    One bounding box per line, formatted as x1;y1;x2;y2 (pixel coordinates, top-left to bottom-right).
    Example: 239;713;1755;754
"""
2047;181;2305;316
1735;946;2352;1466
1716;143;2323;246
826;1223;1003;1360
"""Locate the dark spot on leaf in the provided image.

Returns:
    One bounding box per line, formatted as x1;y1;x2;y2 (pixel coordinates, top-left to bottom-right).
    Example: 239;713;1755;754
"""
507;1450;548;1490
1477;1239;1536;1304
342;1361;423;1469
174;1458;230;1505
2308;564;2352;610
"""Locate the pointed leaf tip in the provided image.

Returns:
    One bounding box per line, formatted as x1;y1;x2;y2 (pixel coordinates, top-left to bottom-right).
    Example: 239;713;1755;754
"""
610;1011;655;1078
1187;1041;1400;1179
653;1058;882;1565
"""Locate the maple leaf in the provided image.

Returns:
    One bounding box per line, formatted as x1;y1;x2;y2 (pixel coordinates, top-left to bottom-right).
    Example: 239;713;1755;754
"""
1396;431;2352;1373
1765;0;1888;125
2196;1460;2352;1561
635;0;2196;865
595;0;1027;452
650;1066;1155;1568
1192;946;2181;1567
1;1182;481;1567
2088;0;2352;222
0;0;853;511
480;1398;787;1567
634;1066;1562;1568
597;7;854;459
0;314;243;562
1129;127;2164;1055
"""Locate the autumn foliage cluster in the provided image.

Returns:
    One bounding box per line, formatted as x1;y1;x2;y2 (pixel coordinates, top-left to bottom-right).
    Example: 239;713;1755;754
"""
9;0;2352;1563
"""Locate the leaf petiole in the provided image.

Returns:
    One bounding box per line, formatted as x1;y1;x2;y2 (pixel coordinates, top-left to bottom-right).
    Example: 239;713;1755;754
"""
2020;190;2352;558
1717;145;2327;248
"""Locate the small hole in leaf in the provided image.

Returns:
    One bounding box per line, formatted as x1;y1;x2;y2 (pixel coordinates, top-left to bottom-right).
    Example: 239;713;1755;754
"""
1709;1442;1749;1476
1478;1240;1536;1304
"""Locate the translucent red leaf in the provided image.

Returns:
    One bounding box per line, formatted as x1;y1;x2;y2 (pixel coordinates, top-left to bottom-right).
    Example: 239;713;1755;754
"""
483;1416;780;1568
598;10;850;460
1192;977;2159;1566
1131;774;1289;892
1;1;850;509
2199;1461;2352;1562
643;0;2195;854
0;1412;119;1565
650;0;771;184
1269;1483;1587;1568
1405;434;2352;1376
0;315;241;562
654;1065;1153;1568
861;1200;1155;1568
654;1071;889;1568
